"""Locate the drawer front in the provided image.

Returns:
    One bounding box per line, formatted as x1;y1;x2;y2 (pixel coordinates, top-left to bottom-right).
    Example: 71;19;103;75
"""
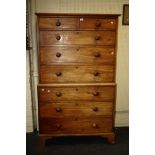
39;102;113;117
39;31;115;45
40;47;115;65
79;18;116;30
40;65;114;83
39;117;113;134
38;17;78;29
38;86;115;102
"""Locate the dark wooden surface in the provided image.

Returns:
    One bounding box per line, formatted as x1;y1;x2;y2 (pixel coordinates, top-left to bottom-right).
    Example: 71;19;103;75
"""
36;13;120;18
39;116;113;134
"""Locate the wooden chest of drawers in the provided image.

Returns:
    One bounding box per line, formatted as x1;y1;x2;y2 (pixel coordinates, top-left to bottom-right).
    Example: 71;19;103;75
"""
36;13;119;146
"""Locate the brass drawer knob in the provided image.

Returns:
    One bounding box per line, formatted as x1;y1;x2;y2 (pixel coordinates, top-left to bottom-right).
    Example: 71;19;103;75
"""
94;53;100;57
94;71;99;76
55;107;62;112
92;107;98;112
47;90;51;93
93;92;99;96
56;124;62;129
56;52;61;57
110;21;114;25
56;35;61;40
56;92;62;97
56;21;61;26
41;88;45;92
56;72;62;76
95;36;101;40
92;123;98;128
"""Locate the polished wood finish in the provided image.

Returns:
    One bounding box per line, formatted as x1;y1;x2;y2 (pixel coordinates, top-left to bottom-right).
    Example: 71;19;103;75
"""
39;31;115;45
79;18;116;30
40;65;114;83
39;17;78;29
39;116;113;134
37;13;119;146
39;46;115;65
39;102;113;117
38;83;116;87
38;86;115;102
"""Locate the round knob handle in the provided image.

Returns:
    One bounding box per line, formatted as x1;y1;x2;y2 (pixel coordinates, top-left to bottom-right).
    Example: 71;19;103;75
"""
56;124;62;129
41;88;45;92
110;21;114;24
56;52;61;57
93;107;98;112
55;107;62;112
94;71;99;76
56;35;61;40
56;92;62;97
95;22;101;27
47;90;51;93
94;53;100;57
56;72;62;76
92;123;98;128
93;92;99;96
56;21;61;26
95;36;101;40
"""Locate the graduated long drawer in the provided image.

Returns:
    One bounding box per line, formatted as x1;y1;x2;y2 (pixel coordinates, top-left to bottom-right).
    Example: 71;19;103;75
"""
39;65;114;83
39;116;113;134
39;46;115;65
39;31;115;45
39;101;113;117
38;85;115;102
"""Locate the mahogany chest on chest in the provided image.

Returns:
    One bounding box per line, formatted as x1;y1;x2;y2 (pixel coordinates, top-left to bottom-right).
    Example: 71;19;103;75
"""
37;13;119;146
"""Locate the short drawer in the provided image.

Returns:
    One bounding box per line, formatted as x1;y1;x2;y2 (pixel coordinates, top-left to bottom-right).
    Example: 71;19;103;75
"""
39;47;115;65
38;85;115;102
79;17;116;30
39;101;113;117
39;65;114;83
38;17;78;29
39;31;115;46
39;116;113;134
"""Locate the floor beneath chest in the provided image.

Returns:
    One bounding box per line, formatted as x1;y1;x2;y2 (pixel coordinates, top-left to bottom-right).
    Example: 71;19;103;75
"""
26;127;129;155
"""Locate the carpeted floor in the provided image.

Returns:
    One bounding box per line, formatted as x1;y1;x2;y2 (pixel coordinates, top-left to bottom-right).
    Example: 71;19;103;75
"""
26;127;129;155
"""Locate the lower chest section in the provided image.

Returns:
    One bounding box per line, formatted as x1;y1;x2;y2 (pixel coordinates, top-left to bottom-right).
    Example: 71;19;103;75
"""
38;85;115;134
